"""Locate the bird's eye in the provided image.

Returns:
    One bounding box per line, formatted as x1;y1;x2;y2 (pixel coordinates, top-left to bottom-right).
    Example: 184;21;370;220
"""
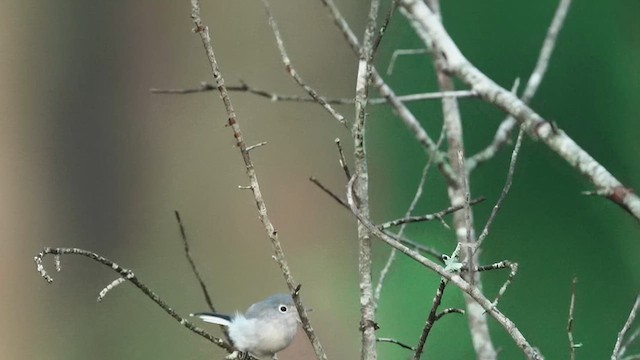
279;305;288;313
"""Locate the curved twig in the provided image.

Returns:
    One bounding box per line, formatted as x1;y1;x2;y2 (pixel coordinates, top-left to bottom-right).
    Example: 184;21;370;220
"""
33;247;234;353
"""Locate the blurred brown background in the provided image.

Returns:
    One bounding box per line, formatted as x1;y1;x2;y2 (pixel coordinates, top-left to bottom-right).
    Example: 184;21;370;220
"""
3;0;640;359
2;1;363;359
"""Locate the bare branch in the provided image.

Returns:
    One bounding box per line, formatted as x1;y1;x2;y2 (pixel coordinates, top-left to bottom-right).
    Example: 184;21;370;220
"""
400;0;640;221
387;49;427;75
33;247;234;353
377;337;416;351
378;197;486;230
413;278;449;359
309;176;349;209
318;0;456;184
394;235;445;261
371;0;399;57
174;210;216;313
353;0;380;358
345;177;543;360
476;126;526;249
375;157;433;309
335;138;351;180
567;277;580;360
189;2;326;359
467;0;573;171
613;295;640;360
490;261;519;308
260;0;346;125
151;80;476;105
619;328;640;360
246;142;267;152
435;308;465;321
97;277;128;302
522;0;573;104
416;0;495;354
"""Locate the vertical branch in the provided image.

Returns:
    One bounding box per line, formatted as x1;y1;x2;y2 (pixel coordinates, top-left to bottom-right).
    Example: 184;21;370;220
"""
189;2;327;359
413;278;449;359
567;277;578;360
353;1;380;359
424;1;496;358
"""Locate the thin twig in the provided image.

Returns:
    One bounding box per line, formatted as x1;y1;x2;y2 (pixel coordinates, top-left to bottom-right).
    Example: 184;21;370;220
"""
413;278;449;359
490;261;519;308
387;49;427;75
392;233;445;261
33;247;234;353
335;138;351;180
375;124;447;308
246;142;267;152
175;210;216;313
260;0;345;125
476;125;526;249
371;0;399;56
374;158;432;310
470;260;515;273
309;174;447;263
309;176;349;208
435;308;464;321
97;277;128;302
377;337;416;351
189;2;327;359
467;0;573;171
345;176;543;360
151;81;477;105
568;276;579;360
378;197;485;230
612;295;640;360
619;328;640;359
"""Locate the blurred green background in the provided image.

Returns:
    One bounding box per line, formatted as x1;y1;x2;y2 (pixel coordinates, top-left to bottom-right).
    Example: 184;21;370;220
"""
2;0;639;359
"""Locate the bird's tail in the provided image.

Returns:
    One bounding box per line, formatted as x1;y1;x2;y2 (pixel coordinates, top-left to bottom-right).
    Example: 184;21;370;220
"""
190;312;232;326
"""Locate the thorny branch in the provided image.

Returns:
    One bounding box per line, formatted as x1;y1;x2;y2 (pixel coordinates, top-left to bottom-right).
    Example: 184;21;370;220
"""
189;1;327;359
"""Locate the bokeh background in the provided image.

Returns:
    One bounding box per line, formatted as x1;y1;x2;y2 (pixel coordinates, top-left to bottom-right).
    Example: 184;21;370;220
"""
2;0;639;359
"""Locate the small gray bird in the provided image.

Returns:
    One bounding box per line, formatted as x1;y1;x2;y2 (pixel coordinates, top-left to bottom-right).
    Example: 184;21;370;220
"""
192;294;300;360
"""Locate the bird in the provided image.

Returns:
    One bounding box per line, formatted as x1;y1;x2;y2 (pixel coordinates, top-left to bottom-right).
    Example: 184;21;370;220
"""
192;294;300;360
